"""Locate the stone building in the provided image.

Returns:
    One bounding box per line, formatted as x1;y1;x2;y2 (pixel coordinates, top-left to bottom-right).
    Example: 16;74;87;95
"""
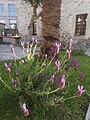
16;0;42;38
61;0;90;41
16;0;90;43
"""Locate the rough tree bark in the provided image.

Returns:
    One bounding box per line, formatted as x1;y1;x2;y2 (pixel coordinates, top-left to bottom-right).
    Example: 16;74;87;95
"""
41;0;61;56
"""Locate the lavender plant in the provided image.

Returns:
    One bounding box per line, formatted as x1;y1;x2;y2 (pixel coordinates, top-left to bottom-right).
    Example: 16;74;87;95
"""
0;38;85;118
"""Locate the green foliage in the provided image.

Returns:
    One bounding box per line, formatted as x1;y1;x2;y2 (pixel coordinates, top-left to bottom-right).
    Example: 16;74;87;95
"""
0;39;90;120
23;0;42;7
72;47;85;56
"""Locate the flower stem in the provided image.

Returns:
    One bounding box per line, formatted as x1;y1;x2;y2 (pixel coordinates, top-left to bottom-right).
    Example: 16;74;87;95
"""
64;96;77;101
0;77;12;91
28;87;60;95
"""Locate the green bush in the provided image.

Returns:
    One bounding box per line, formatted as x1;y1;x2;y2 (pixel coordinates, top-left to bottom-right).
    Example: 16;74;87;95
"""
0;39;87;120
72;47;85;56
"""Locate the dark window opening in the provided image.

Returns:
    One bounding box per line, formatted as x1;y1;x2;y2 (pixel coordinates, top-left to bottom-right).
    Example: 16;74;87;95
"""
75;13;87;36
33;21;37;35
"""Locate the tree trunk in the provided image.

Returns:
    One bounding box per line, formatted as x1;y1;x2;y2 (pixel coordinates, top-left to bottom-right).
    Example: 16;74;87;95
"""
41;0;61;56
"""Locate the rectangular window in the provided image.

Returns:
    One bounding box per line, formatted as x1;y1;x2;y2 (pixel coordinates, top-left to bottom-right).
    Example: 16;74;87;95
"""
9;19;17;29
8;4;16;16
0;4;4;16
33;21;37;35
75;13;87;36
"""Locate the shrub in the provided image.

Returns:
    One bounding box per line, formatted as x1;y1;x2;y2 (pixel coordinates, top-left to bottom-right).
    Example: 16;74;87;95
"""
0;38;86;119
72;47;85;56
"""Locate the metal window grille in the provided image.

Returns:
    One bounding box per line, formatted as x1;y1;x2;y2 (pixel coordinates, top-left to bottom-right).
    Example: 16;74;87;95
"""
33;21;37;35
75;13;87;36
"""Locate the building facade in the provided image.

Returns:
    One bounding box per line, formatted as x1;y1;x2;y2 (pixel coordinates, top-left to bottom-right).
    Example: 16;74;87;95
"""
16;0;90;41
61;0;90;40
0;0;17;30
1;0;90;41
16;0;42;38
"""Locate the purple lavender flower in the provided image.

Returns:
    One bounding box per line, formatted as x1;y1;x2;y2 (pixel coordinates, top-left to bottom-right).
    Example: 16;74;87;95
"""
44;54;47;60
11;79;17;88
51;43;61;55
50;75;55;84
4;63;11;73
67;39;73;50
76;85;85;97
70;57;77;67
32;37;34;43
62;92;65;96
55;43;61;53
15;69;18;76
10;44;17;59
65;64;70;71
22;103;29;117
60;99;63;104
75;64;79;71
55;60;60;70
21;42;25;50
10;44;14;53
13;53;17;59
66;49;71;59
80;72;85;80
21;60;25;64
57;75;65;89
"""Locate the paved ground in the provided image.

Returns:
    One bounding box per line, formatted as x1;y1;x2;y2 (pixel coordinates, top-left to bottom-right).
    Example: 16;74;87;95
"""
0;44;40;61
0;44;24;61
0;44;90;61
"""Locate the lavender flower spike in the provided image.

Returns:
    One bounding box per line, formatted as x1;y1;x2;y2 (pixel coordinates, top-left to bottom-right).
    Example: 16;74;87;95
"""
50;75;55;84
55;61;60;68
57;75;66;89
22;103;29;117
11;79;17;88
76;85;85;97
55;60;60;71
10;44;15;53
66;49;71;59
4;63;11;73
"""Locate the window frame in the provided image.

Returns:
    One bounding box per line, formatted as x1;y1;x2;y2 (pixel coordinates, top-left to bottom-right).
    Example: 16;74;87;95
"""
75;13;88;36
9;19;17;29
0;4;4;16
8;4;16;17
33;21;37;35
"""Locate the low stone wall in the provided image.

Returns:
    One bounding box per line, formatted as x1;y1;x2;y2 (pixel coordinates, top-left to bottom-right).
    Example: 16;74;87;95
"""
73;38;90;50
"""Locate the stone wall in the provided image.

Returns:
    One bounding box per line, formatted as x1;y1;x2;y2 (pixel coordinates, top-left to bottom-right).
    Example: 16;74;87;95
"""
16;0;90;43
60;0;90;39
16;0;33;36
16;0;42;38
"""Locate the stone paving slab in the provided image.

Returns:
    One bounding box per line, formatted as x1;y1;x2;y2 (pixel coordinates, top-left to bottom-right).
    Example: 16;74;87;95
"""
0;44;40;61
0;44;90;61
0;44;25;61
